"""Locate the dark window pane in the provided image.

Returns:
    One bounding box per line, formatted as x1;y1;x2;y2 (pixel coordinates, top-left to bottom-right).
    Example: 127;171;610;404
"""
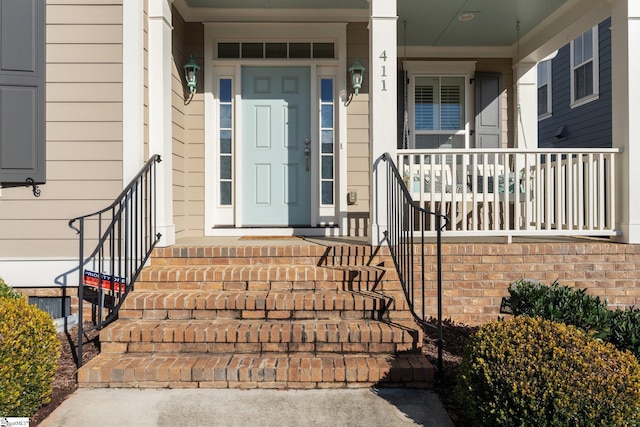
321;182;333;205
313;43;334;58
574;62;593;100
321;156;333;179
289;43;311;58
220;156;232;180
538;87;548;115
218;43;239;58
321;79;333;102
219;79;232;103
266;43;287;58
220;105;232;128
220;182;232;205
242;43;263;58
321;105;333;128
220;130;232;153
321;130;333;152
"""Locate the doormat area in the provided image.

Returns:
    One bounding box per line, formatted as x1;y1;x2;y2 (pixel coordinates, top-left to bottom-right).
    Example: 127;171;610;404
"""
238;236;304;240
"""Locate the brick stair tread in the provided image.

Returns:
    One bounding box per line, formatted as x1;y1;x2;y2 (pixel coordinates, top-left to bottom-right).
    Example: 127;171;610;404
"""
151;244;382;263
77;352;434;388
121;289;389;312
101;319;417;345
137;265;386;283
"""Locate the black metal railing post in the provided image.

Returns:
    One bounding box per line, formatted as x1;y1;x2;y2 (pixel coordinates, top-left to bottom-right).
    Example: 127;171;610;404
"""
69;154;162;368
381;152;449;379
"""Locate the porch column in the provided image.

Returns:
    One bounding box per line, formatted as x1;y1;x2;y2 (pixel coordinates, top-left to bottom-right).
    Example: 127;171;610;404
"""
513;62;538;149
369;0;398;245
148;0;175;246
611;0;640;243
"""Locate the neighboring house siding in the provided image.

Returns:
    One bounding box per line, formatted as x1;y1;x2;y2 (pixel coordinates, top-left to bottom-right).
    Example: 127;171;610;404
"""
539;18;612;149
172;8;204;239
0;1;124;258
346;22;370;235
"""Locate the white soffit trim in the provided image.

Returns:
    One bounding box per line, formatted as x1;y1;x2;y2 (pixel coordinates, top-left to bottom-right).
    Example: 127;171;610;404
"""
205;22;348;40
175;5;367;23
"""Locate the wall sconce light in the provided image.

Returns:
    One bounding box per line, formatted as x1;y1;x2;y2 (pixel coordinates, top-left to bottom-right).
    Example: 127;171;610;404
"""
349;55;365;95
183;53;200;95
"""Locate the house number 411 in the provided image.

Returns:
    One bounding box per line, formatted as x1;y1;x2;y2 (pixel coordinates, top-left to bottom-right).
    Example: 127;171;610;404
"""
379;50;388;91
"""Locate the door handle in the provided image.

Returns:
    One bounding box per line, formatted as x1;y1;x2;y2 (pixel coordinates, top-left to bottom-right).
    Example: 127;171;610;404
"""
304;147;310;171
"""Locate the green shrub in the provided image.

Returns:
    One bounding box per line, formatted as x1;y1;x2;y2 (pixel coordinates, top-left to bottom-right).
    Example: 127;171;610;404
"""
609;307;640;359
456;316;640;426
0;296;60;417
502;279;611;338
503;280;640;359
0;276;22;300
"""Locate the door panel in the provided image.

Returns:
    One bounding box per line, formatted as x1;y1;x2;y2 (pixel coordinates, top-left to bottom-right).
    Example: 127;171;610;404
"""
241;66;311;226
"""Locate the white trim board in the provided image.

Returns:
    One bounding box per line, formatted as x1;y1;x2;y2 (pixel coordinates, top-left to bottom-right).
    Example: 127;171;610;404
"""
0;258;80;288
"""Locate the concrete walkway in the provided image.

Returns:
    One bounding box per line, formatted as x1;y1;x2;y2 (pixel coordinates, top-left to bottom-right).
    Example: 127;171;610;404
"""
39;388;454;427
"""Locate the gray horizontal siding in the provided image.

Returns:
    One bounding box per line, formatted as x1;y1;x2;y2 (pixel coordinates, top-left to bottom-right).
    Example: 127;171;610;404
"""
539;18;612;149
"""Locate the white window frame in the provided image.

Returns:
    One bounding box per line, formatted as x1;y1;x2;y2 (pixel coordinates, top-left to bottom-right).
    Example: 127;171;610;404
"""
405;61;475;150
537;60;552;120
570;25;599;108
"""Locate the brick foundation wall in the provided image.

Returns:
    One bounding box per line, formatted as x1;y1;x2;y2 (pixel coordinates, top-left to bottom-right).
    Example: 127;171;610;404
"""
381;242;640;326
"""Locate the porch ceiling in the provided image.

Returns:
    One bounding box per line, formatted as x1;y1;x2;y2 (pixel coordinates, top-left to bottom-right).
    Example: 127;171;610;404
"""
180;0;569;47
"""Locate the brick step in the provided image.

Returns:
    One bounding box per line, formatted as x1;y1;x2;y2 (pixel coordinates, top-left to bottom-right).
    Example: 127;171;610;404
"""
150;245;386;268
138;265;385;283
119;290;392;320
77;352;434;389
100;319;418;354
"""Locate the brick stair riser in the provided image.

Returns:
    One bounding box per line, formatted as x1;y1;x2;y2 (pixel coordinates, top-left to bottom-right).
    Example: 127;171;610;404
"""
150;247;385;267
101;342;415;354
100;320;417;347
121;291;388;311
137;266;387;285
77;353;433;389
119;309;384;321
134;280;398;293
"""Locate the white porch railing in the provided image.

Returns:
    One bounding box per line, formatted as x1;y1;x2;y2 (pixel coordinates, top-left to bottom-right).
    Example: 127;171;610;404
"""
397;148;622;238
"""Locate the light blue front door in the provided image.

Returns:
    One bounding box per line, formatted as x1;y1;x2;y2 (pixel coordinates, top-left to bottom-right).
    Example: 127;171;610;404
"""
241;66;311;226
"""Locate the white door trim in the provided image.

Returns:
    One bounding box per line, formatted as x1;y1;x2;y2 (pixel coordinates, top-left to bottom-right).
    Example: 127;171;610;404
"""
203;23;348;236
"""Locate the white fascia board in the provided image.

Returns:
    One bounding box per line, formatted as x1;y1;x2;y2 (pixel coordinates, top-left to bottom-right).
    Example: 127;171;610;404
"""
517;0;610;63
178;7;367;23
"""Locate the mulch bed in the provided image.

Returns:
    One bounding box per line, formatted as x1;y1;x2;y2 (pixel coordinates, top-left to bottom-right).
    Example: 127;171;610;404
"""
422;318;478;427
30;324;100;426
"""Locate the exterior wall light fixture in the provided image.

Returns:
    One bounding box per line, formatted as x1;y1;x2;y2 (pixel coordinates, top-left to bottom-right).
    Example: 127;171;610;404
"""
349;55;365;95
183;53;200;95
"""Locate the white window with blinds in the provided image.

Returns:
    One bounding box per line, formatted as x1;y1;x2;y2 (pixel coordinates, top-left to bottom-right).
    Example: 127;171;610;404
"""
406;61;475;150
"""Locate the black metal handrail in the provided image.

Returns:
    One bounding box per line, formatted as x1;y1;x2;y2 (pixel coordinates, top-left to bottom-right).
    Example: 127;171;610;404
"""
69;154;162;367
381;152;449;376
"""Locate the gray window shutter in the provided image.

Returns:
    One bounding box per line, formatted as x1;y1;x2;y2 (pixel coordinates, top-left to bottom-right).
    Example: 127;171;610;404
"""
0;0;46;184
474;72;502;149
